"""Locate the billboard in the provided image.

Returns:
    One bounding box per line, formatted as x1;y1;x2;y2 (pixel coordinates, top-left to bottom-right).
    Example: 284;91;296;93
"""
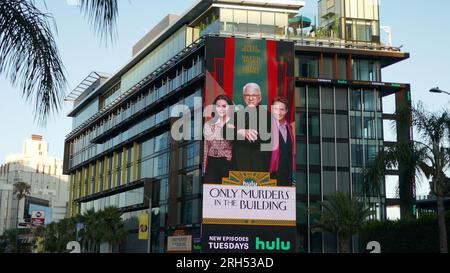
167;235;193;253
202;36;296;252
202;225;296;253
31;210;45;227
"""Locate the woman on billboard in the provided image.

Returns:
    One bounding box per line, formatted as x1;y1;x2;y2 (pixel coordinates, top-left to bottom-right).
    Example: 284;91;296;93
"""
270;96;296;186
203;95;235;184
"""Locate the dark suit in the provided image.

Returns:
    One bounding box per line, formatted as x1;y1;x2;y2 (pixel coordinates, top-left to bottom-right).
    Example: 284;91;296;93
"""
224;105;272;172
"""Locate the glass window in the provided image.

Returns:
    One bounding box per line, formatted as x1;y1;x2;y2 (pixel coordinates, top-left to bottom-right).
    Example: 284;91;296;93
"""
275;13;288;38
363;116;376;139
323;142;336;167
365;145;377;164
296;172;307;194
324;232;338;253
351;144;364;167
309;144;321;166
335;88;348;110
323;57;334;79
310;172;321;196
336;114;349;139
323;171;336;196
309;114;320;138
351;116;362;139
296;86;306;108
296;142;307;165
363;89;375;111
308;86;319;108
337;143;350;167
351;89;362;110
337;57;347;80
261;12;275;38
310;228;322;253
220;8;234;34
322;114;335;138
321;87;334;110
337;172;350;194
297;202;308;225
295;112;306;136
247;10;261;37
234;9;247;35
300;56;319;78
352;172;364;196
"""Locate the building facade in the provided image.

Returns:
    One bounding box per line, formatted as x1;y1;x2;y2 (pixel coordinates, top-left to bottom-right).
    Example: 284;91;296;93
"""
0;135;69;235
63;0;411;253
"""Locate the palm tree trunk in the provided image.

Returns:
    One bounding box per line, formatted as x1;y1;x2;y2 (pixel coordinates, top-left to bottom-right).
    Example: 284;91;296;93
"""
399;168;415;220
437;196;448;253
339;237;351;253
16;198;21;228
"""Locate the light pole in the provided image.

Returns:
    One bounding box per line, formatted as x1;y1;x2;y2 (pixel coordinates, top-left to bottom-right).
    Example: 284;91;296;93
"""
129;185;153;253
430;87;450;96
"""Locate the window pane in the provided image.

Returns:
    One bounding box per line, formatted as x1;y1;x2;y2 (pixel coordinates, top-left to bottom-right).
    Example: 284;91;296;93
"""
323;142;335;167
309;114;320;138
363;89;375;111
300;56;319;78
323;171;336;196
296;86;306;108
335;88;348;110
337;172;350;194
308;87;319;108
351;144;364;167
323;57;333;79
321;87;334;110
336;114;349;139
310;172;321;195
337;143;349;167
351;89;362;110
309;144;320;166
322;114;335;138
337;57;347;79
351;116;362;139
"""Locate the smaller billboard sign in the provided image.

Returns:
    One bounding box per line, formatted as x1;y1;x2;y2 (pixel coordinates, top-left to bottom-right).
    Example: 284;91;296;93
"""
31;210;45;227
167;235;192;253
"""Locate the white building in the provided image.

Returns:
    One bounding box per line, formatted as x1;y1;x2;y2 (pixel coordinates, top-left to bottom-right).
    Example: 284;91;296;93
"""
0;135;69;234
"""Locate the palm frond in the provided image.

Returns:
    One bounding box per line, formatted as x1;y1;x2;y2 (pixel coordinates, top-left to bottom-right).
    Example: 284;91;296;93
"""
79;0;119;45
0;0;67;125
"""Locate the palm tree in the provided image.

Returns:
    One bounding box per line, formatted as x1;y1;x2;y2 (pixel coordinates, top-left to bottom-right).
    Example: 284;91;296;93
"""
364;141;429;220
312;192;375;253
77;208;99;252
98;207;126;253
365;102;450;253
0;0;118;124
12;182;31;227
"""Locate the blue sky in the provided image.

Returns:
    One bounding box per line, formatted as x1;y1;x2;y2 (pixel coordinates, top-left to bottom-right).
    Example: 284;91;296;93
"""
1;0;449;197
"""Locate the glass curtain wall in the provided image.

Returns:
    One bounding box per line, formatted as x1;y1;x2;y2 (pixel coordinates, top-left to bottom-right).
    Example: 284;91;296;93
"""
296;83;385;253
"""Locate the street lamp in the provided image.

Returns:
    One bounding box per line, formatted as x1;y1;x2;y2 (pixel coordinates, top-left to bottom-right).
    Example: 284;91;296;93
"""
129;187;152;253
430;87;450;96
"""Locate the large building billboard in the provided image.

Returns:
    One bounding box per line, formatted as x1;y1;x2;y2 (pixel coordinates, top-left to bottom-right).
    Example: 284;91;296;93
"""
202;36;296;253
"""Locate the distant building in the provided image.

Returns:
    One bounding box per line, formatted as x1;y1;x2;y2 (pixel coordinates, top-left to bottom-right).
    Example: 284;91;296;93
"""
0;135;69;234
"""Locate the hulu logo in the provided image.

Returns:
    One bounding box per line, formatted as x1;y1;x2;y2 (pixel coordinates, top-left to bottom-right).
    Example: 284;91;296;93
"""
255;237;291;251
